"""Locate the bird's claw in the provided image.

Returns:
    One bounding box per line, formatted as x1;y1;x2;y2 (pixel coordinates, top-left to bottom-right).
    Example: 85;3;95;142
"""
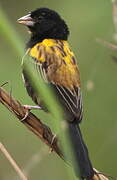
49;134;57;153
21;104;42;122
21;110;29;122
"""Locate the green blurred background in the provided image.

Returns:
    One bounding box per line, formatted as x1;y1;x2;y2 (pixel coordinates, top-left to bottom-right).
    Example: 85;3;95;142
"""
0;0;117;179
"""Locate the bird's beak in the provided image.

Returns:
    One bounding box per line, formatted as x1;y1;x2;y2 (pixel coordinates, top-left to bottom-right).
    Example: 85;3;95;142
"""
17;14;34;26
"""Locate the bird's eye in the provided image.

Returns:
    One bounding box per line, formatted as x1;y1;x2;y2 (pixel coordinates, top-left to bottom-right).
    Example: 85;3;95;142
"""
38;15;44;20
41;12;46;16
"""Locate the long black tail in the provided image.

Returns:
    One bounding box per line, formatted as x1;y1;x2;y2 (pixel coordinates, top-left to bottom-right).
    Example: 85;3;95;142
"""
68;122;94;179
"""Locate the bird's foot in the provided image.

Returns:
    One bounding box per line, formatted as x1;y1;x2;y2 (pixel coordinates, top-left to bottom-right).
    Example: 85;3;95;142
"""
22;105;42;110
21;105;42;122
49;134;57;153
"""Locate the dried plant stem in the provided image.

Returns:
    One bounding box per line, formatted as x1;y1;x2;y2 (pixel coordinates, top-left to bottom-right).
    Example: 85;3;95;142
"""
0;142;28;180
0;87;110;180
0;87;63;158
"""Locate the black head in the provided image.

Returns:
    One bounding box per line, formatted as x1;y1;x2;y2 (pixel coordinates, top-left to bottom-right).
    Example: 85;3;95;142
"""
18;8;69;48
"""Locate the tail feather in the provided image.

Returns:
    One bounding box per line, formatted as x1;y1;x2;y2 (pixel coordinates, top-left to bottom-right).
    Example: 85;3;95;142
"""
68;122;94;179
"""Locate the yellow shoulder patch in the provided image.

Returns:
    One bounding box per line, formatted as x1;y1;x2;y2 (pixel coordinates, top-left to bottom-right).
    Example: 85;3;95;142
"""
29;39;57;62
29;38;81;88
29;38;77;68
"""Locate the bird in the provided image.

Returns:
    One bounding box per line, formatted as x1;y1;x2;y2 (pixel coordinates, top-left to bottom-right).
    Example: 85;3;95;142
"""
17;8;95;179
